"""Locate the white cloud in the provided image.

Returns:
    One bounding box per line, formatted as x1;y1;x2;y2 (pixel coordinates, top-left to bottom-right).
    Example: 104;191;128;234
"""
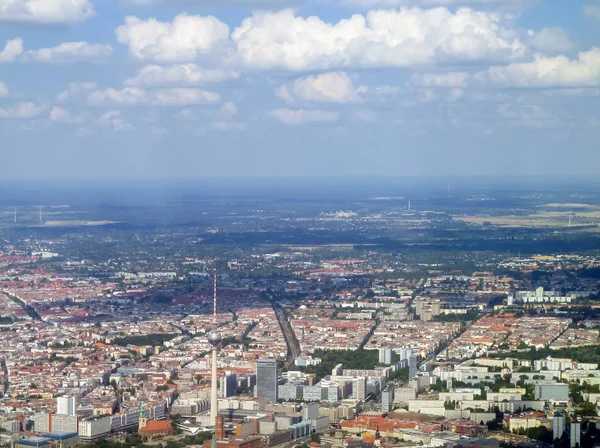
277;72;365;103
88;87;220;107
0;38;23;63
0;0;94;24
231;8;527;71
220;102;238;117
116;14;230;62
125;64;240;87
417;89;438;102
584;4;600;20
409;71;471;88
126;0;301;5
98;110;132;132
23;42;112;63
344;0;538;9
56;82;97;103
0;101;46;119
269;108;339;124
446;88;464;101
0;81;7;97
527;27;574;54
476;48;600;88
49;106;70;121
116;8;528;69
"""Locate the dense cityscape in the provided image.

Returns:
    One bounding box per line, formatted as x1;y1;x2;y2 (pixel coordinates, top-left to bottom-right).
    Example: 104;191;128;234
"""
0;180;598;448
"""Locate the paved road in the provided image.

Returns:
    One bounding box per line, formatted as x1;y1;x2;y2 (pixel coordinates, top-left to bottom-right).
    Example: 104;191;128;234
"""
273;303;301;368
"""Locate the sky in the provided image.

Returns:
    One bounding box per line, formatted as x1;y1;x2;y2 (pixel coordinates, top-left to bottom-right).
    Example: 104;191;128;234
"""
1;0;599;180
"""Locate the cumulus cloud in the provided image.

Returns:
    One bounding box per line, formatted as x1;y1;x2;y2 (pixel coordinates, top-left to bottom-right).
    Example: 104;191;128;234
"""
0;0;94;24
49;106;70;121
116;8;528;70
277;72;365;103
125;64;240;87
269;108;339;124
231;8;527;70
344;0;538;8
220;102;238;117
0;38;23;63
527;27;574;54
98;110;132;132
125;0;301;6
23;42;112;63
584;4;600;20
0;81;7;97
409;71;471;88
0;101;46;119
88;87;220;107
56;82;97;102
116;14;230;62
476;48;600;88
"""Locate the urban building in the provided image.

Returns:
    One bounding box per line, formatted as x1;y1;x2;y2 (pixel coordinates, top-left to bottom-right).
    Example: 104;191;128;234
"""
570;421;581;448
256;359;278;403
221;373;237;398
409;354;418;379
56;396;77;416
381;385;395;412
553;413;565;441
379;348;393;365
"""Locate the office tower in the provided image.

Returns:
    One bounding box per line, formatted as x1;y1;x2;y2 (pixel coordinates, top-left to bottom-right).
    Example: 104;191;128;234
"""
408;354;418;379
553;413;565;440
220;372;237;398
353;377;366;401
332;363;343;376
56;396;77;416
302;403;319;421
256;359;278;403
570;421;581;448
381;385;395;412
379;348;393;365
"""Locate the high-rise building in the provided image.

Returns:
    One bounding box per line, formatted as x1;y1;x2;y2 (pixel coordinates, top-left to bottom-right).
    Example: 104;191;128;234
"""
352;377;366;401
381;385;395;412
332;364;343;376
302;403;319;421
256;359;278;403
56;396;77;416
408;354;418;379
570;421;581;448
553;413;565;441
379;348;393;365
220;373;237;398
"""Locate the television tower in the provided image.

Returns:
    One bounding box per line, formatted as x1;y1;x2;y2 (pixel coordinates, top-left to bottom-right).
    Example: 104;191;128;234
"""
208;270;221;427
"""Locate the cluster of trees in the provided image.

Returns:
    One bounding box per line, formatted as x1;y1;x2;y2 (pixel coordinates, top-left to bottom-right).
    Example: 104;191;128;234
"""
490;345;600;365
80;431;213;448
432;309;480;323
300;349;380;380
112;333;178;347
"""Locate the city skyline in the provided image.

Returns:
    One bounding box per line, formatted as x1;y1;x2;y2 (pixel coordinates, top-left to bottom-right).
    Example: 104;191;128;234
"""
0;0;599;179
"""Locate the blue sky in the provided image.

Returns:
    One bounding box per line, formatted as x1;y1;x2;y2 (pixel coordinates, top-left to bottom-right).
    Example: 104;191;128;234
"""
1;0;599;180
